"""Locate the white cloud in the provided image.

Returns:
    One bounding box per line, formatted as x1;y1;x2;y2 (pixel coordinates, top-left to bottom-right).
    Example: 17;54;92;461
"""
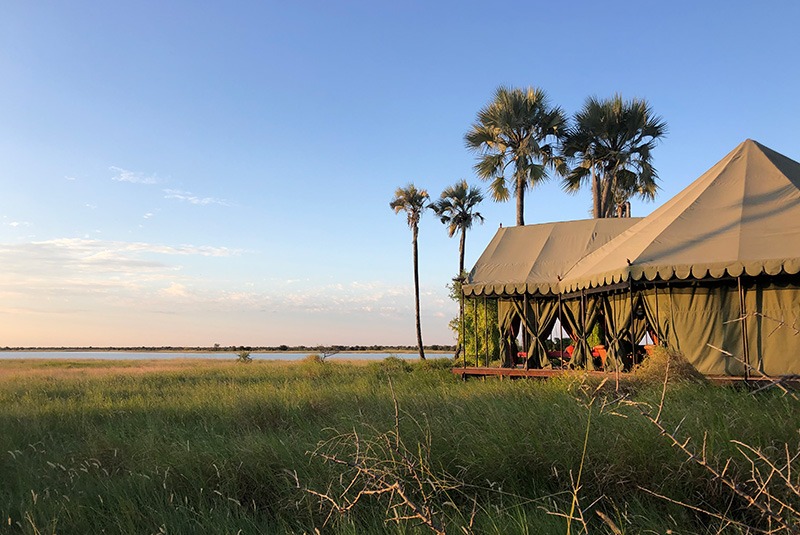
110;166;158;185
163;189;231;207
65;176;77;181
8;221;30;228
143;212;154;219
161;282;190;298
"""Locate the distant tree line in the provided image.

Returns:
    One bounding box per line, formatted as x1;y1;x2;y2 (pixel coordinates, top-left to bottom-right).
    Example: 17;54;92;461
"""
0;345;456;352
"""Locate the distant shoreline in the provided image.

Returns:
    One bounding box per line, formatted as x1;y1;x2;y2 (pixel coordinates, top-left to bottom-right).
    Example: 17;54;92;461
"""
0;347;454;354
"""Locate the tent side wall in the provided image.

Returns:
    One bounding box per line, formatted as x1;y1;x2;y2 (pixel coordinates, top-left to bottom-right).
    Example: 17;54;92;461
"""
638;277;800;376
746;279;800;375
639;283;744;375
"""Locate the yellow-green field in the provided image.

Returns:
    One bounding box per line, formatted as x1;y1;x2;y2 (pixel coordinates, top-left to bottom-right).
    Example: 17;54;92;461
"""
1;356;798;534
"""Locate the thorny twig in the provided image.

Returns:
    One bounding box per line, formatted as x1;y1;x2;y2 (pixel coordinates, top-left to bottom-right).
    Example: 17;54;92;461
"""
724;312;800;337
302;378;455;535
637;486;772;534
707;343;799;401
627;344;800;533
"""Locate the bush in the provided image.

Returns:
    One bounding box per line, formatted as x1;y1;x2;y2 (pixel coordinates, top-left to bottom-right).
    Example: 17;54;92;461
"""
370;356;413;374
414;358;454;372
633;346;707;385
301;354;325;365
236;351;253;364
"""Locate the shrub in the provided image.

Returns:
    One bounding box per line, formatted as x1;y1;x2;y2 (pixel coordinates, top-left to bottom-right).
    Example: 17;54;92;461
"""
236;351;253;364
414;358;454;372
633;346;706;385
370;356;413;374
301;354;325;365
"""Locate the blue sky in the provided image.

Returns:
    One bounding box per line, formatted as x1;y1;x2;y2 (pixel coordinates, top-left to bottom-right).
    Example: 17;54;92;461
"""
1;1;798;347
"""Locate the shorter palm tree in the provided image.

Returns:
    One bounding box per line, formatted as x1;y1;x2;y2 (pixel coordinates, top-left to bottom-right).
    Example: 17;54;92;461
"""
390;184;430;360
431;180;485;277
432;180;484;360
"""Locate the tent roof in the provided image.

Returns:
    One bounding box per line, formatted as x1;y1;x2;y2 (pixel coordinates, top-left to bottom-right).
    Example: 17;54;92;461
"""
559;139;800;292
463;218;641;296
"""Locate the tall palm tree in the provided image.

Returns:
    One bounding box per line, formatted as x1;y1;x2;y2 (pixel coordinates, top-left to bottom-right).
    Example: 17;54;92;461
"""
563;94;667;218
390;184;430;360
465;86;567;226
431;180;485;277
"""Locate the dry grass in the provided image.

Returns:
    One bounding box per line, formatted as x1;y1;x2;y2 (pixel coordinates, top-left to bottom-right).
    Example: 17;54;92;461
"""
0;355;396;382
632;346;707;385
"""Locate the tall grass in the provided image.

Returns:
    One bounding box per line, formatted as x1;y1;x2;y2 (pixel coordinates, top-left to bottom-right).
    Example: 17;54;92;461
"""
0;358;798;533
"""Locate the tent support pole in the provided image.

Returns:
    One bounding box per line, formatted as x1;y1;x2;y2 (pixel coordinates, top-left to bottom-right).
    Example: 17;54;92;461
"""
483;295;489;367
473;298;479;367
558;293;563;369
523;293;529;371
654;284;660;345
668;283;674;349
460;288;466;373
581;290;586;370
738;276;751;380
629;279;635;369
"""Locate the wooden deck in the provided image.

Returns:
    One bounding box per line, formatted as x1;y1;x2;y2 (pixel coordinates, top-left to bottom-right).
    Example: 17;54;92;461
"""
451;366;798;386
451;366;615;379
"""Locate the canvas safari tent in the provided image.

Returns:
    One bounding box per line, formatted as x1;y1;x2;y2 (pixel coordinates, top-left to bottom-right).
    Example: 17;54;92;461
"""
464;139;800;377
463;218;640;369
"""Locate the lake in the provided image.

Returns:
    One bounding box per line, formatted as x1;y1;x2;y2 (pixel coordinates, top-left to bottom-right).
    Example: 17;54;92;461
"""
0;351;449;361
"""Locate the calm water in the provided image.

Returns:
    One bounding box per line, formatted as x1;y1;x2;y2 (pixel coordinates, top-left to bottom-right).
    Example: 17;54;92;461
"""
0;351;448;361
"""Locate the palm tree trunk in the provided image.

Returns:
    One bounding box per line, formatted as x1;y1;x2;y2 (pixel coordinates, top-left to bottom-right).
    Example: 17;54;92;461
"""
412;224;426;360
458;228;466;277
599;175;615;218
591;164;601;219
456;229;466;361
516;175;525;226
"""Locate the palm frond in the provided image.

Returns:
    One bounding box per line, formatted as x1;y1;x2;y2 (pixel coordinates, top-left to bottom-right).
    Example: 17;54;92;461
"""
390;183;430;229
465;85;566;224
563;94;667;216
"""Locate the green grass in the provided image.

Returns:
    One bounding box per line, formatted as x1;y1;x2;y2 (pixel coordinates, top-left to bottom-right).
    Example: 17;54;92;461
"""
0;357;798;534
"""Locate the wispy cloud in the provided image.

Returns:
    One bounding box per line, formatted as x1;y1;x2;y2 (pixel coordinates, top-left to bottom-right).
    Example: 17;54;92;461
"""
0;238;243;309
7;221;31;228
40;238;240;258
163;189;231;207
0;238;240;282
110;166;158;185
0;237;455;346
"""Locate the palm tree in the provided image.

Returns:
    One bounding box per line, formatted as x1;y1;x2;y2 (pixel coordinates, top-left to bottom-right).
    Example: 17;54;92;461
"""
431;180;484;360
465;86;567;226
431;180;485;277
563;94;667;218
390;184;430;360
